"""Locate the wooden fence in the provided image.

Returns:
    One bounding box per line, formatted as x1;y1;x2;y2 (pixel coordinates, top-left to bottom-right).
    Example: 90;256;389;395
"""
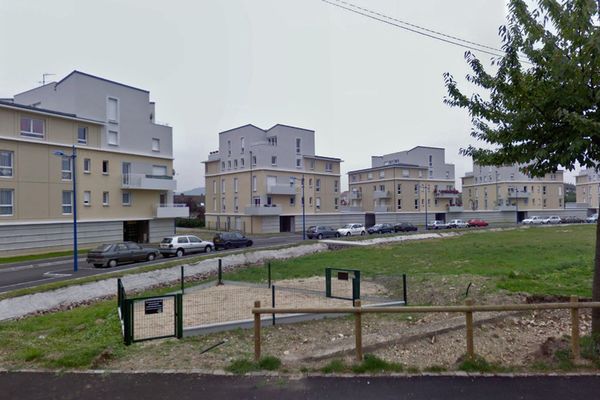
252;297;600;362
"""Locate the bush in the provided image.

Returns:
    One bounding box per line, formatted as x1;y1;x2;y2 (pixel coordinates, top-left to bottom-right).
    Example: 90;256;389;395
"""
175;218;205;228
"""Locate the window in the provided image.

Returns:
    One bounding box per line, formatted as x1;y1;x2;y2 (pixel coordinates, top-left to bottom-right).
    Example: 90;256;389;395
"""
221;197;226;211
108;130;119;146
428;155;433;167
402;169;409;177
252;155;257;166
61;156;72;180
271;156;277;166
221;161;225;170
227;160;231;169
397;199;402;210
234;159;238;168
290;196;295;206
241;158;245;167
397;184;402;194
542;186;547;195
83;191;91;206
309;178;313;188
414;184;418;195
0;151;13;177
316;179;321;192
227;140;231;156
414;199;418;209
212;197;216;211
543;198;547;207
240;137;245;154
419;170;423;178
102;160;109;174
252;176;257;192
379;184;385;192
152;165;168;176
0;189;13;215
379;170;385;178
352;175;356;182
268;136;277;146
429;170;433;178
367;172;373;180
234;178;238;193
152;138;160;152
296;138;301;154
122;191;131;206
315;197;321;211
78;127;88;144
334;197;339;210
334;180;339;193
83;158;91;173
107;98;119;122
62;191;73;214
102;191;109;206
234;197;238;212
325;162;333;172
296;158;302;168
221;179;226;194
310;160;315;170
20;117;45;138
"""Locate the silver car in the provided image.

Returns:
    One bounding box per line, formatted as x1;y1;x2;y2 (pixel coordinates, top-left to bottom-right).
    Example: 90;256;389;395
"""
159;235;214;257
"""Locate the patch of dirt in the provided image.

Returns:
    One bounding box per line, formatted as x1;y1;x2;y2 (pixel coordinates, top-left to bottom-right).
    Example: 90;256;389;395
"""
104;275;597;373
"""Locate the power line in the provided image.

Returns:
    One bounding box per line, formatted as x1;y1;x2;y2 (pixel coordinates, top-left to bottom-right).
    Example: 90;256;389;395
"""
322;0;531;64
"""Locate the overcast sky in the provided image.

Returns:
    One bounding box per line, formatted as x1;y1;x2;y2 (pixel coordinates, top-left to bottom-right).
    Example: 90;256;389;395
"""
0;0;578;191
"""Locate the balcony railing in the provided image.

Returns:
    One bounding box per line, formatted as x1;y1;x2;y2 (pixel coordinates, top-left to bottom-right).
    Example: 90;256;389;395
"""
374;205;390;213
122;174;176;191
434;189;460;199
350;191;362;200
155;203;189;218
266;184;296;195
244;204;282;216
507;191;531;199
373;190;391;199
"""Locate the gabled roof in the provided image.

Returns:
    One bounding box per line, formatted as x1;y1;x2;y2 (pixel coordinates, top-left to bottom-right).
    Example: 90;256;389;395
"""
218;124;264;135
218;123;315;135
56;70;150;93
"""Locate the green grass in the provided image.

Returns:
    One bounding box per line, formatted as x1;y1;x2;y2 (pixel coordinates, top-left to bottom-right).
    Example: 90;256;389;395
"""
320;359;347;373
225;356;282;374
0;249;90;265
351;354;404;373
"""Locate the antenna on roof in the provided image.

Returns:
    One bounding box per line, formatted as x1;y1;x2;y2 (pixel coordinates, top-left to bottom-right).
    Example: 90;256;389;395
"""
39;73;56;85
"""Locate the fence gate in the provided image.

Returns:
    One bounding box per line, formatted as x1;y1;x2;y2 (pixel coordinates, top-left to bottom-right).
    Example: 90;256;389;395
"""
121;293;183;345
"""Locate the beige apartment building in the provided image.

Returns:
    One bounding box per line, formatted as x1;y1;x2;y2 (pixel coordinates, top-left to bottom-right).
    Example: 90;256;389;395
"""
462;164;564;212
204;124;341;233
347;147;459;215
0;72;186;252
576;169;600;210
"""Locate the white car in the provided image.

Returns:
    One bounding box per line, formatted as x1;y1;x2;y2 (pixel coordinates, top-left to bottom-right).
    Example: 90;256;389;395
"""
159;235;214;257
522;216;544;225
448;219;468;228
337;223;367;236
427;220;449;230
544;216;562;224
587;214;598;223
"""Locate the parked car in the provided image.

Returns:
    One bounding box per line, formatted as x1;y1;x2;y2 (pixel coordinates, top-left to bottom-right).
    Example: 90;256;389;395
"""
467;219;489;227
427;220;448;230
212;232;253;250
522;216;545;225
159;235;214;257
448;219;469;229
561;216;585;224
587;213;599;223
394;222;418;232
306;226;340;239
543;216;562;224
86;242;159;268
337;223;367;236
367;223;395;234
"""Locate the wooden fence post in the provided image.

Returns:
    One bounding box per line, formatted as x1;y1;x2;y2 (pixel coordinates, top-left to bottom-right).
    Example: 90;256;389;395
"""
571;296;580;360
355;300;363;362
254;300;261;362
465;298;474;360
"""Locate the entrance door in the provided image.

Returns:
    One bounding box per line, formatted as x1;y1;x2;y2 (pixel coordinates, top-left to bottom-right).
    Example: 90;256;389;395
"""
123;221;149;243
365;213;375;228
279;216;293;232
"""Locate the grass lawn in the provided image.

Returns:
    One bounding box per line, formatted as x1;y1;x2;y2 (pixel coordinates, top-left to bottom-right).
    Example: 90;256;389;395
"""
0;249;91;265
0;224;596;370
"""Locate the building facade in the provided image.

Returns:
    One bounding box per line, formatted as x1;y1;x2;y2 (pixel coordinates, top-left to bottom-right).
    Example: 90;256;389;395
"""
204;124;341;233
461;163;564;212
347;147;459;215
576;169;600;210
0;71;186;252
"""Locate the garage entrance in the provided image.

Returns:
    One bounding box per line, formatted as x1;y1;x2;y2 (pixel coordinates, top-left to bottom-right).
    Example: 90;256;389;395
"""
279;216;294;232
123;220;149;243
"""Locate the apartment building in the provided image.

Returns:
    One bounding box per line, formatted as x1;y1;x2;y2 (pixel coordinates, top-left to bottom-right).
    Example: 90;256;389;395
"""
347;147;459;215
576;169;600;210
203;124;341;233
461;163;564;212
0;71;186;251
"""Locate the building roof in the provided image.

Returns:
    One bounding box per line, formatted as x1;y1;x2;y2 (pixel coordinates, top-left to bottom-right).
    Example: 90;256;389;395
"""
0;100;104;124
305;155;343;162
348;163;426;175
218;123;315;135
56;70;150;93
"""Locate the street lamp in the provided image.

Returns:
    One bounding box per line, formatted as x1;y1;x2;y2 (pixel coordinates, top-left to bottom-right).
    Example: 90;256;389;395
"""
290;175;306;240
53;145;78;272
420;183;430;229
514;187;519;225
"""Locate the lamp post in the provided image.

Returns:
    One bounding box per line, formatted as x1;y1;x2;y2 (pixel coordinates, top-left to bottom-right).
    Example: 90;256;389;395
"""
421;183;430;229
514;187;519;225
290;175;306;240
53;145;78;272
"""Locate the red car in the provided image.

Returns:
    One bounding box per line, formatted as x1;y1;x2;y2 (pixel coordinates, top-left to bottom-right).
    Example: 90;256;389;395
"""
467;219;489;227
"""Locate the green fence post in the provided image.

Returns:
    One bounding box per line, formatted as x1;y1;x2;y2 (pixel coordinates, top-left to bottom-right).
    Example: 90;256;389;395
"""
176;293;183;339
354;270;361;301
218;259;223;286
268;261;272;289
325;268;331;298
123;299;132;346
402;273;408;306
181;265;185;294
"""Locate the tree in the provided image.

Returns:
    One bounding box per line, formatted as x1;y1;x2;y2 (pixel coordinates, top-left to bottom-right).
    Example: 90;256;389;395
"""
444;0;600;341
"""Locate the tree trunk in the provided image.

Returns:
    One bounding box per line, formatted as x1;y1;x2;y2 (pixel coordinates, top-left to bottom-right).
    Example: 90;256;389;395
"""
592;220;600;348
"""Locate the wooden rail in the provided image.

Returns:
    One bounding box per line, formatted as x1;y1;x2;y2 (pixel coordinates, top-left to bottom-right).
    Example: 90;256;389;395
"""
252;298;600;362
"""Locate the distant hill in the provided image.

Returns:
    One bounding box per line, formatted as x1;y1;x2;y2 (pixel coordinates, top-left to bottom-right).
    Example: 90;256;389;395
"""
179;187;205;196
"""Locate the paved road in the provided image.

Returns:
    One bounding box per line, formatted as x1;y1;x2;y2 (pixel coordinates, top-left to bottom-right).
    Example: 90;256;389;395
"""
0;234;303;294
2;372;600;400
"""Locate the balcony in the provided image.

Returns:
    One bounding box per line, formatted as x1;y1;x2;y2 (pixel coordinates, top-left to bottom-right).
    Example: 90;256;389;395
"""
507;191;531;199
448;205;464;212
434;189;460;199
155;204;189;218
374;205;390;213
349;191;362;200
373;190;391;199
122;174;176;191
244;204;282;216
340;206;364;213
266;184;296;195
496;204;517;211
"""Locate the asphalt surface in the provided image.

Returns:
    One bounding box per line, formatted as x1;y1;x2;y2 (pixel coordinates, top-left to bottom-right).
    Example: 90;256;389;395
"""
0;234;302;294
2;372;600;400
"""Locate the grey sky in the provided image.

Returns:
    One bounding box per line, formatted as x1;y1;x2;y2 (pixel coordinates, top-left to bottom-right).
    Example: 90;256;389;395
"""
0;0;576;191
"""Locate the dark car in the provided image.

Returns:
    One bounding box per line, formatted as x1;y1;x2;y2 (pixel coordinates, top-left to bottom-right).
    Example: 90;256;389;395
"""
367;223;395;234
467;219;489;227
306;226;340;239
394;222;418;232
561;216;585;224
213;232;253;250
86;242;159;268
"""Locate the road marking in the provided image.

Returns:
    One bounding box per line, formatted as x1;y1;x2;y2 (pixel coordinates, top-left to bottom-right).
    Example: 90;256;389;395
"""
43;271;72;278
0;258;86;273
0;277;58;290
